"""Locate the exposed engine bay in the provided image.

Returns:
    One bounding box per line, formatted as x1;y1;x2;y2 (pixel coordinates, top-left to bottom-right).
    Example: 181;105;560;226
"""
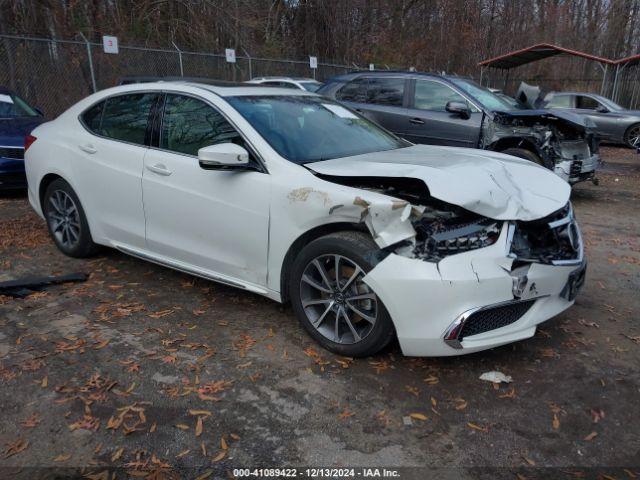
316;174;580;265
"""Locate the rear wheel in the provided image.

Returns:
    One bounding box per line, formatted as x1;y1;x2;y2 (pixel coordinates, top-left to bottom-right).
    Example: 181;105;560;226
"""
624;123;640;149
43;178;99;258
289;231;395;357
501;147;546;167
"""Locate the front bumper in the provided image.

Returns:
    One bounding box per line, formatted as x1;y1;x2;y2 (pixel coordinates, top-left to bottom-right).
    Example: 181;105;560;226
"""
554;153;600;184
0;158;27;190
363;222;585;357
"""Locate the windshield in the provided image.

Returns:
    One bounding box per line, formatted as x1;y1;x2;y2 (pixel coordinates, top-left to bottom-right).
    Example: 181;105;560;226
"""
227;95;408;163
300;82;322;92
595;95;623;111
449;78;518;112
0;93;40;118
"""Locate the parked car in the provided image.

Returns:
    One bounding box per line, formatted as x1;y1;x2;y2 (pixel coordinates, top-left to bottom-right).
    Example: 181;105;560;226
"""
117;76;242;87
318;72;600;184
0;87;44;191
25;82;585;357
246;76;323;92
542;91;640;148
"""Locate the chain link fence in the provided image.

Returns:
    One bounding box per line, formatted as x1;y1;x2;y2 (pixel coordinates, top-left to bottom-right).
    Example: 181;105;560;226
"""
0;34;360;117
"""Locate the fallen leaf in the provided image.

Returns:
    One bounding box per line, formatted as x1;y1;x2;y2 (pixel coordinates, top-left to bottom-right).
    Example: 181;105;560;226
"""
195;417;203;437
53;453;71;462
584;431;598;441
175;424;189;430
230;433;240;441
409;413;428;421
189;409;212;417
3;438;29;458
111;447;124;462
212;450;227;462
41;376;48;388
523;456;536;466
467;422;488;432
195;470;214;480
176;449;190;458
454;399;468;410
221;437;228;450
552;414;560;430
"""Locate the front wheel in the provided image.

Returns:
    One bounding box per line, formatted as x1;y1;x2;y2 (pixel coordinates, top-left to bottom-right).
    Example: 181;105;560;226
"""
43;178;100;258
501;147;546;167
624;123;640;149
289;231;395;357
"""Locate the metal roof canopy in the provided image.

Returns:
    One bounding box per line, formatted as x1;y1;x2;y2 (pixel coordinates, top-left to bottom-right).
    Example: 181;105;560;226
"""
478;43;614;69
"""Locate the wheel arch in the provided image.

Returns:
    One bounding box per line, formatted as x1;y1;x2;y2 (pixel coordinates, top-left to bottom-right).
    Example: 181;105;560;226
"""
279;221;370;304
39;173;65;211
488;136;554;168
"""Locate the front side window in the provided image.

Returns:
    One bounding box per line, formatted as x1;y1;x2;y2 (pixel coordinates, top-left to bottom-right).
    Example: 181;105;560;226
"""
336;78;369;103
367;77;405;106
546;95;573;108
0;92;40;118
227;95;408;163
413;80;469;111
576;96;599;110
98;93;157;145
160;94;241;156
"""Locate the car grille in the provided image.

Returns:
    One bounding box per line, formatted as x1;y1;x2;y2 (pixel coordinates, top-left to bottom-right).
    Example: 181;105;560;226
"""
458;299;536;340
0;147;24;160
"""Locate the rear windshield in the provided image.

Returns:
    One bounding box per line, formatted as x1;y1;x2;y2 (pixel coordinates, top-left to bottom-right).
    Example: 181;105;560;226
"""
227;95;408;163
300;82;322;92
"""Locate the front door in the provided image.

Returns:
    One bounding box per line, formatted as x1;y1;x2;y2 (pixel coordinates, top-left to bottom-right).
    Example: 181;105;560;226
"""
141;93;270;286
404;79;481;147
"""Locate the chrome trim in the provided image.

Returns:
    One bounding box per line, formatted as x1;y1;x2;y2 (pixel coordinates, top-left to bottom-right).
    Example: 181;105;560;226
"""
443;296;546;349
0;145;25;150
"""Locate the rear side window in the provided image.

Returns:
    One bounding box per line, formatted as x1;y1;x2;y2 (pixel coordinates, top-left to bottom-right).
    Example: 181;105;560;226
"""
81;101;105;132
336;78;369;103
367;78;404;106
160;94;242;156
97;93;157;145
547;95;572;108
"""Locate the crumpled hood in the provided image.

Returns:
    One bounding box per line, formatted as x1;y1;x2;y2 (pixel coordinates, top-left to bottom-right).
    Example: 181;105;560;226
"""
493;108;594;130
306;145;570;221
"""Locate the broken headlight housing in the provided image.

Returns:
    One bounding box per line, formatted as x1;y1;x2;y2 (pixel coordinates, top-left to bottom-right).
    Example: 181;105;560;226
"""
411;205;502;262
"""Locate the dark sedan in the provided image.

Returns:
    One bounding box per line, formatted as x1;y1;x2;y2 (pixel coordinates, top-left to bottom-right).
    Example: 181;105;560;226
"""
544;92;640;148
0;87;44;191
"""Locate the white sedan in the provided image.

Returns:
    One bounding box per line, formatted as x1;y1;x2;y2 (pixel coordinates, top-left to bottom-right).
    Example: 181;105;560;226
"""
24;82;586;357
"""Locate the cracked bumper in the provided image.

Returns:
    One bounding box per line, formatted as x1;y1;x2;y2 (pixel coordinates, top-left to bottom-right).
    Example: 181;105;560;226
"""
363;225;583;356
554;154;600;184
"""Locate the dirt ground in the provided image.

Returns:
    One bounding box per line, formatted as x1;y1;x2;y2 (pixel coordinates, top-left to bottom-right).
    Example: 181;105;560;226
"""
0;147;639;480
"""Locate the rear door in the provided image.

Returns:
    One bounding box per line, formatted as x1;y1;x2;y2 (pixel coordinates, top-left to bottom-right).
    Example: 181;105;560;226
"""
334;77;409;137
404;79;481;147
573;95;622;141
75;92;159;248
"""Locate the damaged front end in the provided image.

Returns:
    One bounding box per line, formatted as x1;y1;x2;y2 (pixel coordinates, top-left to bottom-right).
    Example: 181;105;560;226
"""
482;110;600;184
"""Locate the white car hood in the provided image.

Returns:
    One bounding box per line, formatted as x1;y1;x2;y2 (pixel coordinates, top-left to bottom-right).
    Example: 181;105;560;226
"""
305;145;570;221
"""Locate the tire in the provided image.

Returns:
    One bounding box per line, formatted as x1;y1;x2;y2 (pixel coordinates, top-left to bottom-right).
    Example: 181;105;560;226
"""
289;231;395;357
43;178;100;258
501;147;547;167
624;123;640;149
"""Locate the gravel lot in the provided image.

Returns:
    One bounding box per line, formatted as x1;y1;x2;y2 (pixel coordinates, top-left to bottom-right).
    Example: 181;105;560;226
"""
0;147;639;479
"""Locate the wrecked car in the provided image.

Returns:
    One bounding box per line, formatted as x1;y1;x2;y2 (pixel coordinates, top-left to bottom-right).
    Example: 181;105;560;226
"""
317;71;600;184
25;82;585;357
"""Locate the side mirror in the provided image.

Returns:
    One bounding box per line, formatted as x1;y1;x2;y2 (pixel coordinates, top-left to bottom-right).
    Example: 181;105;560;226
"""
446;101;471;119
595;105;609;113
198;143;250;170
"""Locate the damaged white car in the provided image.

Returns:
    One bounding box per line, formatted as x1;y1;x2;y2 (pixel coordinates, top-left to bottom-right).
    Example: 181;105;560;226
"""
25;83;586;357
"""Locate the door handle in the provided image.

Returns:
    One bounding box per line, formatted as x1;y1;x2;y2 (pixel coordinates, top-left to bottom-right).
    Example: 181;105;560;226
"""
409;118;425;125
146;163;172;176
78;143;97;154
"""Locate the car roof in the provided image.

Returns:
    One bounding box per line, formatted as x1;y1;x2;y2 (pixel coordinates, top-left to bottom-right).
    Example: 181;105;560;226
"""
251;76;319;82
326;70;460;83
98;81;318;98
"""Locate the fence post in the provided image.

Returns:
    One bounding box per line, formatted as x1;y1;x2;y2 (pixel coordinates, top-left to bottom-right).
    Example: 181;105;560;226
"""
172;41;184;77
79;32;97;92
241;47;252;80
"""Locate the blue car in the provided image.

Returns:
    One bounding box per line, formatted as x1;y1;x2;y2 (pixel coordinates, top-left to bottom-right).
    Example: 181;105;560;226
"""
0;87;44;191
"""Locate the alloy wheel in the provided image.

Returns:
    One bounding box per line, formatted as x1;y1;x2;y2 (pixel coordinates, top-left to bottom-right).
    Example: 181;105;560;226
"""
628;125;640;148
47;190;81;249
299;254;378;344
